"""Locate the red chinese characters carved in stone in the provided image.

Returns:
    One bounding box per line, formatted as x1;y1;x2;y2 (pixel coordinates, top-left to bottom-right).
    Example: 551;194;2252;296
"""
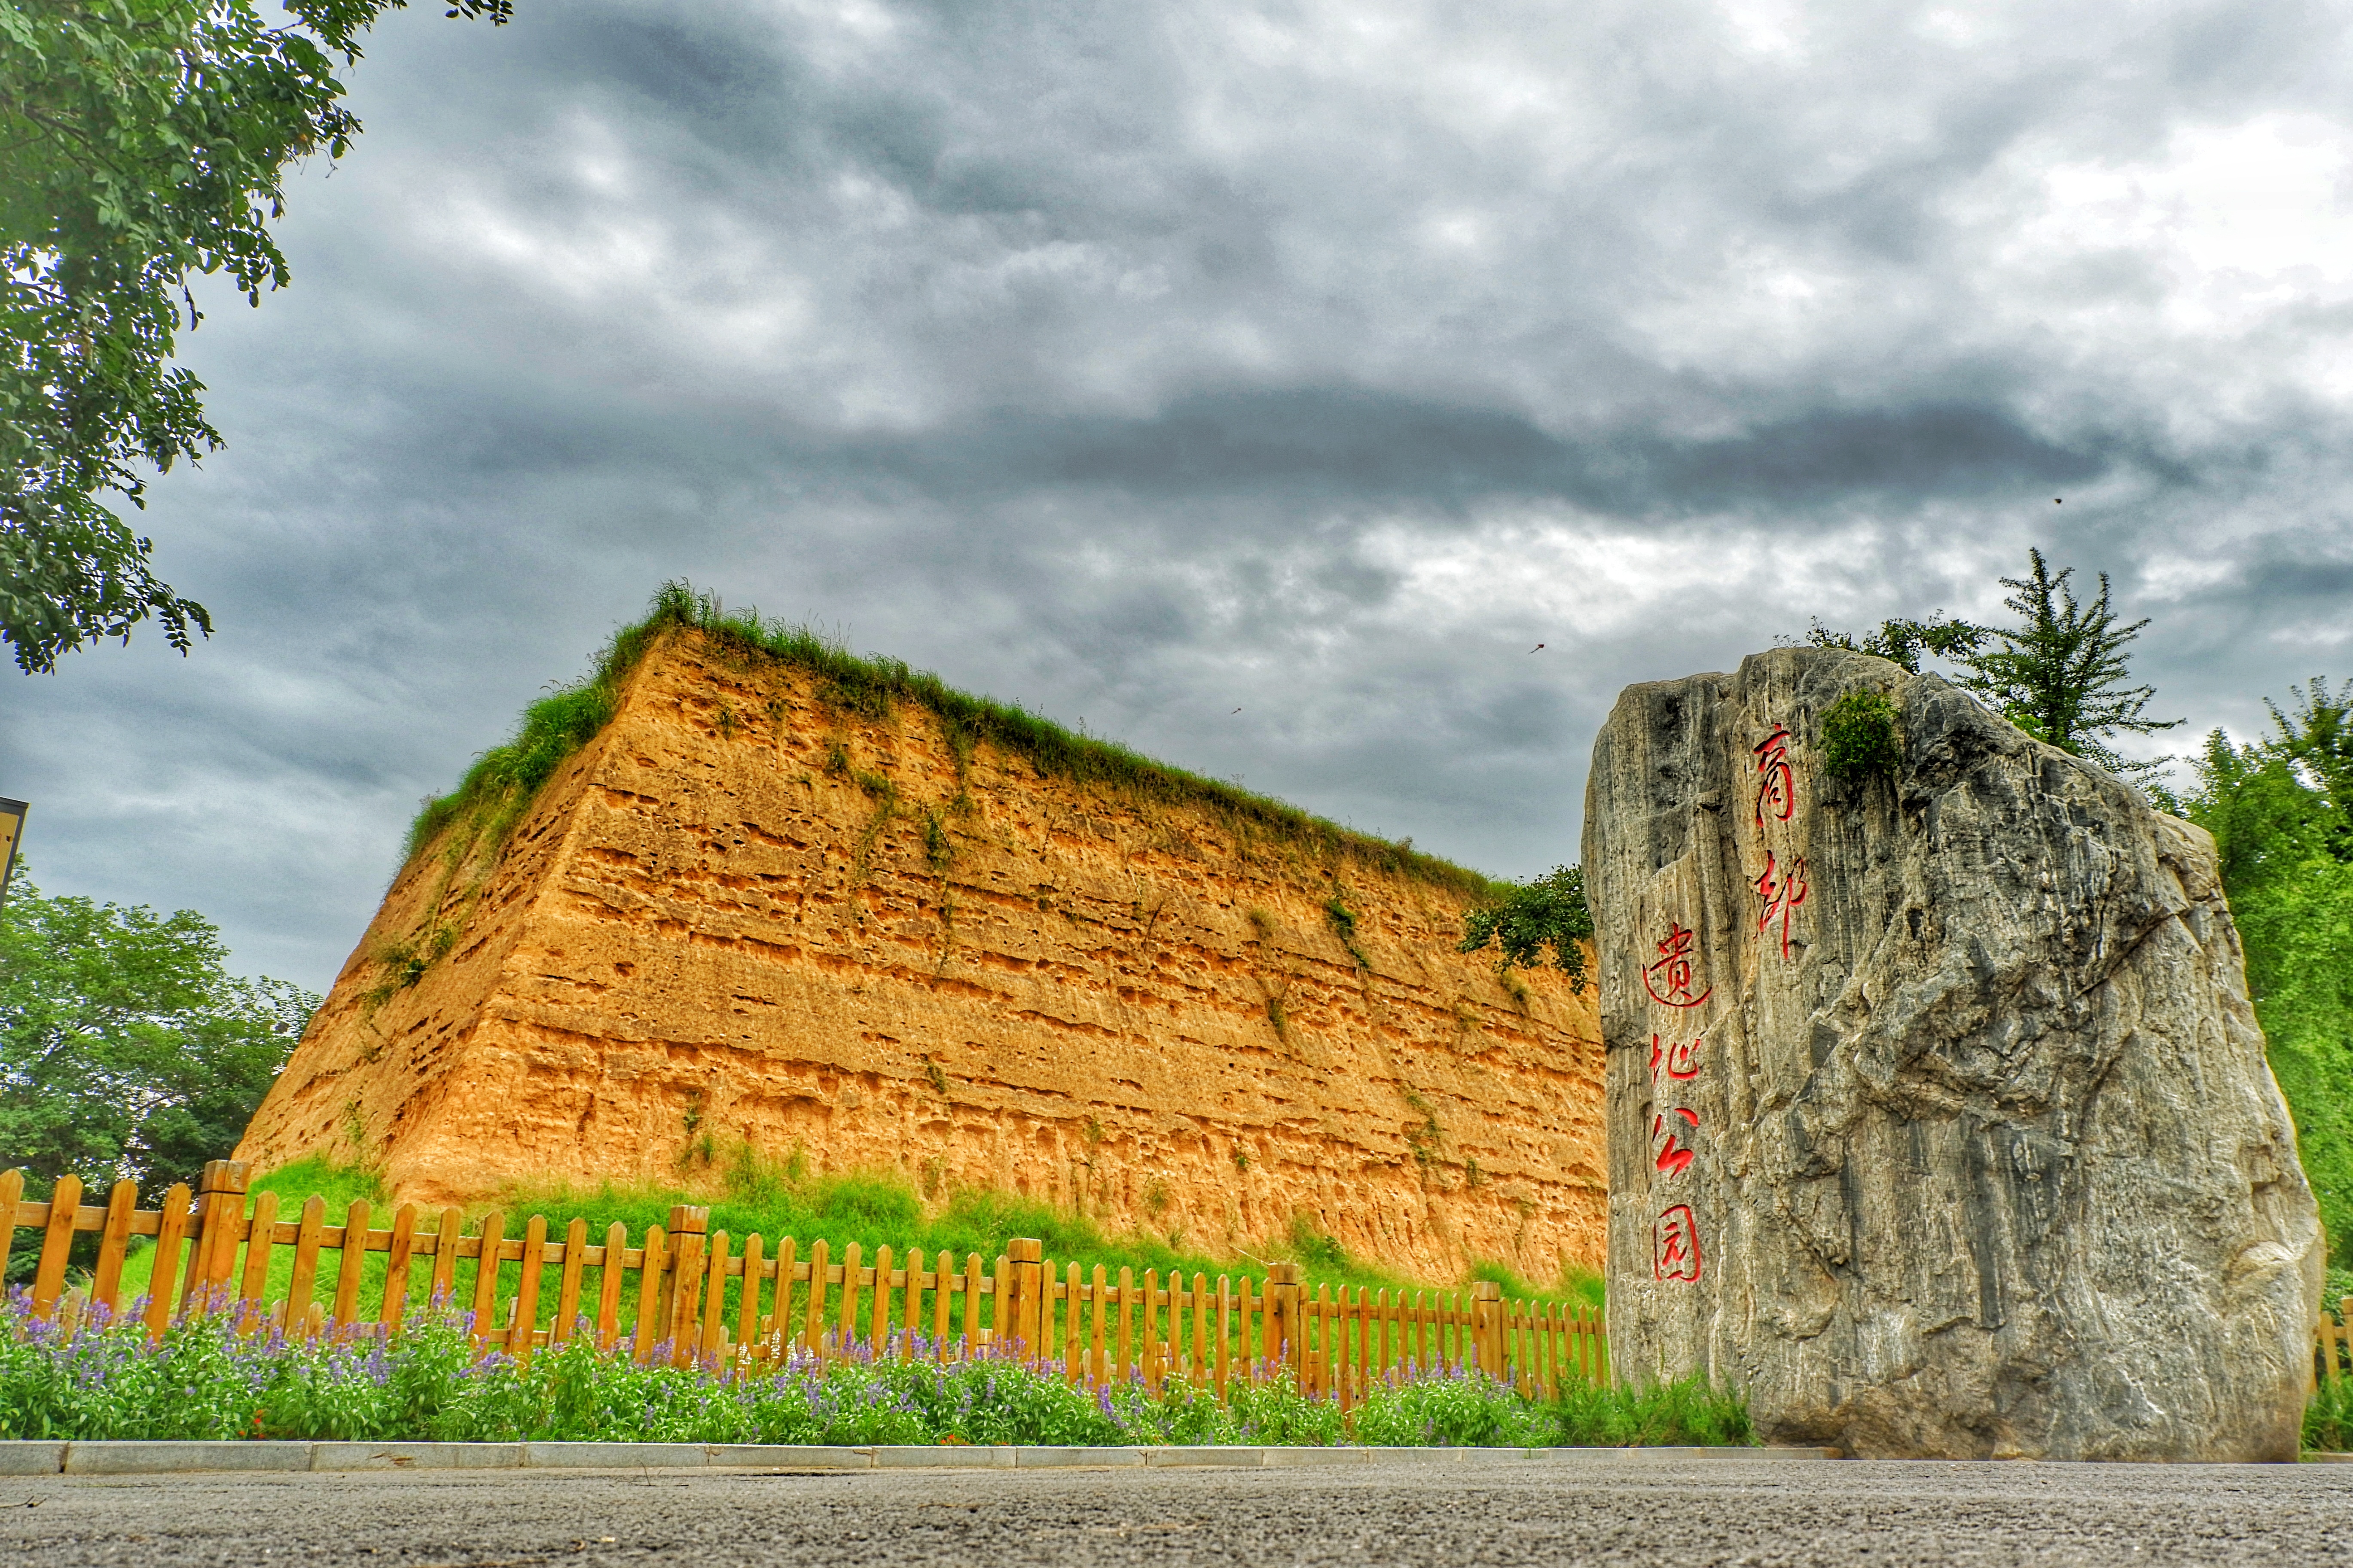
1651;1107;1699;1178
1654;1205;1703;1281
1649;1033;1703;1081
1754;849;1809;960
1643;920;1713;1008
1754;723;1795;829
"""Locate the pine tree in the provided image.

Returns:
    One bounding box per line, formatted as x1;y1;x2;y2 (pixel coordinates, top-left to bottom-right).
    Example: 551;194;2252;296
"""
1955;549;2181;781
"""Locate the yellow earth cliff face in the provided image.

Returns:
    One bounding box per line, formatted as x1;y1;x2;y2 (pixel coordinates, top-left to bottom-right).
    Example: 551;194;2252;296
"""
237;631;1605;1281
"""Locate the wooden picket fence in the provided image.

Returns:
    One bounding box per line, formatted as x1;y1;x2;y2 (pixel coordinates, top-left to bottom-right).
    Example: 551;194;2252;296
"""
2319;1296;2353;1393
0;1162;1608;1407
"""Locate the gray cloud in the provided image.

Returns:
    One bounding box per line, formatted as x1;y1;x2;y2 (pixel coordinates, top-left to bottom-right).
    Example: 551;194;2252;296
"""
5;0;2353;992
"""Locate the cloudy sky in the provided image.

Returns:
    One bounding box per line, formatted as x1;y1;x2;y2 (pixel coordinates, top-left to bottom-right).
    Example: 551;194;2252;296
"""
7;0;2353;993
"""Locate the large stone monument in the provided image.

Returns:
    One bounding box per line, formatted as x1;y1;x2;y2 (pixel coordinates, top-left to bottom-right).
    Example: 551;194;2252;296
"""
1584;647;2323;1460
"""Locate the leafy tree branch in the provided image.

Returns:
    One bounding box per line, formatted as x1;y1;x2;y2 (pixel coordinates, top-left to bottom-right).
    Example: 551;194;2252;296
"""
1;0;512;674
1457;864;1592;993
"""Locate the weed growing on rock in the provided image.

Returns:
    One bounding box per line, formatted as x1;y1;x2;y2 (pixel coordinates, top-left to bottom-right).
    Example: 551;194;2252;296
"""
1822;688;1903;781
1323;889;1370;970
1264;994;1291;1043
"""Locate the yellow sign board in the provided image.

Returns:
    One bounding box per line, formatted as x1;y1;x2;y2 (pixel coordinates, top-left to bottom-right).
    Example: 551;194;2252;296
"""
0;798;24;909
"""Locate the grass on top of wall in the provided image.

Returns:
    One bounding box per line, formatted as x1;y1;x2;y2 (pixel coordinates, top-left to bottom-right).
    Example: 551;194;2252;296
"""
404;580;1502;898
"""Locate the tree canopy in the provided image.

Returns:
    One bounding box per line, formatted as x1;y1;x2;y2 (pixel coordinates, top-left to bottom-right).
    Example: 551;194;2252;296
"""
1802;613;1984;674
0;870;316;1201
1803;548;2179;782
2268;678;2353;857
1953;549;2181;778
1;0;510;675
2185;713;2353;1277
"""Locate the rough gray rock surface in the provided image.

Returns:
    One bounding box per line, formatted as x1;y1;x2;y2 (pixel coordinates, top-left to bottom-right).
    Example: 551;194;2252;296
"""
1582;647;2323;1461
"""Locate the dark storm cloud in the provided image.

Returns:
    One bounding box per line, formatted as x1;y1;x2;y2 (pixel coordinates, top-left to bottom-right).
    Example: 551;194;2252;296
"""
6;0;2353;992
815;391;2114;512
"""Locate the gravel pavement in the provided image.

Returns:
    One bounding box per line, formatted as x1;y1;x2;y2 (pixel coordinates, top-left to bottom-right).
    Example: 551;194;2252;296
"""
3;1455;2350;1567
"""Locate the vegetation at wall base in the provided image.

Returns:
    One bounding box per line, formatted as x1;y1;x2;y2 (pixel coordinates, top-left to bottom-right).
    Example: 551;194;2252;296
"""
463;1150;1604;1313
406;581;1497;900
0;1291;1735;1449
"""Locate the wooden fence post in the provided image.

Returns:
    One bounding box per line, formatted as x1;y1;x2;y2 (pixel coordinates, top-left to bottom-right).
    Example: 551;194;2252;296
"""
0;1170;21;1289
183;1161;250;1318
30;1173;80;1320
1004;1237;1042;1363
1266;1262;1301;1381
664;1206;708;1366
1471;1280;1504;1380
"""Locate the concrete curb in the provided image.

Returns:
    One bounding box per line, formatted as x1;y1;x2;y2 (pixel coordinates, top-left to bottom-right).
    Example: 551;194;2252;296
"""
0;1440;1829;1476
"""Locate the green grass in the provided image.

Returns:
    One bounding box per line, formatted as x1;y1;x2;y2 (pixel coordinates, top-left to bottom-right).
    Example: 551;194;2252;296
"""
1471;1258;1606;1315
404;581;1502;898
2318;1290;2353;1454
110;1157;395;1312
2310;1374;2353;1454
457;1150;1603;1338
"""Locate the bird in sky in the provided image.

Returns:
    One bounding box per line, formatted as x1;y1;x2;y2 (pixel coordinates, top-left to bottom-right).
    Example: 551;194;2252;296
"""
1529;642;1546;653
1231;707;1242;714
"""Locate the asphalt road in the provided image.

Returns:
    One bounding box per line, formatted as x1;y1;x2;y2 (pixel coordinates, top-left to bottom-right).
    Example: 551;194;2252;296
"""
4;1457;2350;1568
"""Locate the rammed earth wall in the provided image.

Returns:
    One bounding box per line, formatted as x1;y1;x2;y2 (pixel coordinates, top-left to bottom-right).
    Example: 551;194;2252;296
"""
237;630;1604;1280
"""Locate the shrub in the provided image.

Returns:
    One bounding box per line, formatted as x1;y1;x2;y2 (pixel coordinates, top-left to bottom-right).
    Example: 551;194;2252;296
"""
1821;689;1903;781
1456;865;1593;993
1353;1369;1552;1447
1550;1373;1755;1447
